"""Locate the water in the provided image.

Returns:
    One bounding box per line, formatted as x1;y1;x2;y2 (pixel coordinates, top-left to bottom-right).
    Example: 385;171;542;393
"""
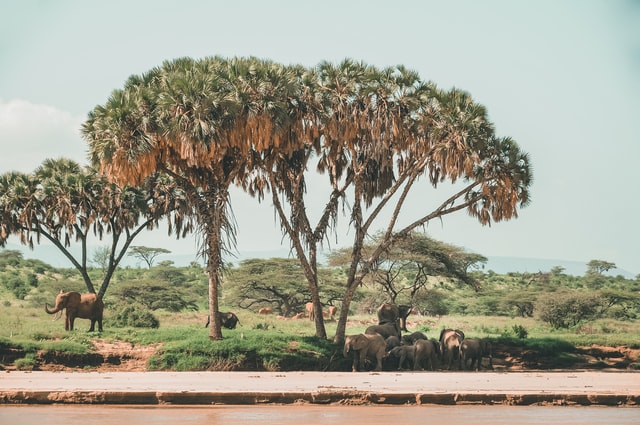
1;405;639;425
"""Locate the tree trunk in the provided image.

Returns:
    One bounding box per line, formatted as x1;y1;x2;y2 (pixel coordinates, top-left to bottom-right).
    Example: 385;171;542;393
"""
333;275;361;345
206;192;225;341
308;246;327;339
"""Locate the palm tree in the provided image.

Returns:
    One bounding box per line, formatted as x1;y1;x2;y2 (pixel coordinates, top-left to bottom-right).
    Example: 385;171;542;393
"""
83;57;309;339
83;56;533;343
0;158;185;298
303;63;533;344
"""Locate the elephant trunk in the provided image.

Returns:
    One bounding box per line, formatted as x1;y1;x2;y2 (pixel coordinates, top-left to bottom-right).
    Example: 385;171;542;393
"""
44;303;60;314
343;344;351;358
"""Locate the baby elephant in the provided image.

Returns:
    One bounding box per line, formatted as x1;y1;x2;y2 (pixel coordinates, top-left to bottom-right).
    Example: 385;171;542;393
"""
387;345;417;370
460;338;493;371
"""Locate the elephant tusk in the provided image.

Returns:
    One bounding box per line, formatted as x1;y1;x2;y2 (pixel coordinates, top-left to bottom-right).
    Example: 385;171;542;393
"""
53;311;62;321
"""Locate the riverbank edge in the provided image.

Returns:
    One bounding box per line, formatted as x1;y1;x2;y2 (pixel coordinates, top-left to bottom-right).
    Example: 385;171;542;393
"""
1;390;639;406
1;371;639;406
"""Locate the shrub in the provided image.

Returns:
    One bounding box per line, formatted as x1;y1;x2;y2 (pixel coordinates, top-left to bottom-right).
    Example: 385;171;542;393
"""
14;353;36;371
111;304;160;328
512;324;529;339
536;291;603;329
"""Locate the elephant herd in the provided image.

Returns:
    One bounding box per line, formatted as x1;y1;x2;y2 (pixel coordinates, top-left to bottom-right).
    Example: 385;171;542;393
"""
43;293;490;374
343;303;493;372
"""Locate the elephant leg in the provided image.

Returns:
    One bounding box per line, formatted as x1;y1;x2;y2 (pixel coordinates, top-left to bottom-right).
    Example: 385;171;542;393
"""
65;313;71;331
398;353;406;370
350;352;358;372
358;351;367;372
412;357;421;371
89;319;96;332
374;354;383;372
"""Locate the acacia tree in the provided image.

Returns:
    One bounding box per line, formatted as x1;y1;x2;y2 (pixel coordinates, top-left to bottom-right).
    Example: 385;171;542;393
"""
0;158;186;297
128;246;171;268
328;232;487;303
82;57;313;339
224;258;311;316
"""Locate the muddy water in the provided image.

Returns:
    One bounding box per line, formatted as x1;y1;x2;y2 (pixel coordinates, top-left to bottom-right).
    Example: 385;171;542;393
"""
1;405;639;425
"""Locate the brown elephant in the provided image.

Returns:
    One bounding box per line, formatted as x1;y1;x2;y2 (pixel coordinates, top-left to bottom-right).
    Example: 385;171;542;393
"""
205;312;240;329
439;328;465;370
365;321;401;340
387;345;417;370
45;290;104;332
397;305;413;331
343;333;386;372
376;302;399;325
413;339;439;371
460;338;493;371
401;331;428;345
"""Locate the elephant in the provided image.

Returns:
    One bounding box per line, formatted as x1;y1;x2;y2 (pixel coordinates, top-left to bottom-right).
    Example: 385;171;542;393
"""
384;335;401;351
343;333;386;372
413;339;439;371
205;312;240;329
397;305;413;331
387;345;416;370
460;338;493;371
45;290;104;332
439;328;465;370
365;321;401;340
401;331;427;345
376;302;399;325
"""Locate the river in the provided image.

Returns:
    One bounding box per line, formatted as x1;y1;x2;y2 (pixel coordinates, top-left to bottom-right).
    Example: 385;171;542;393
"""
1;405;639;425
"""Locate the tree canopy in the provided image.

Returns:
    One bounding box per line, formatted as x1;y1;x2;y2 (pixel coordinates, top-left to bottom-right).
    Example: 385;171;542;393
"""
0;158;189;297
128;246;172;268
328;232;487;303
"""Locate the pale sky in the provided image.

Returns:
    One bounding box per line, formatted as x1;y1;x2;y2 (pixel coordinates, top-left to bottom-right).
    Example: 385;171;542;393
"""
1;0;639;275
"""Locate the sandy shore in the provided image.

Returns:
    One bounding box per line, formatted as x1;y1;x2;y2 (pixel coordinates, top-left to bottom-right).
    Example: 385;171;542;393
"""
1;370;639;406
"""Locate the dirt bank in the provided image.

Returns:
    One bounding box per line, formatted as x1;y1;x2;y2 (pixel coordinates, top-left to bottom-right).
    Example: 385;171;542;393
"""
3;340;637;373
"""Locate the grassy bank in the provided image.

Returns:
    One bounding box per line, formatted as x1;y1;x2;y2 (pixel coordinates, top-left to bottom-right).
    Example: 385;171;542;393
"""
1;303;639;371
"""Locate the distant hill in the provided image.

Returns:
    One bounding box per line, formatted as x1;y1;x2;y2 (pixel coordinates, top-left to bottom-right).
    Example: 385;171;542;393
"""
3;242;635;279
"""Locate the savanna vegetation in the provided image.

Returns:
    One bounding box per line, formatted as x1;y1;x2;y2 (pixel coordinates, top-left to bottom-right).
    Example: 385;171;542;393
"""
0;248;638;372
1;56;636;371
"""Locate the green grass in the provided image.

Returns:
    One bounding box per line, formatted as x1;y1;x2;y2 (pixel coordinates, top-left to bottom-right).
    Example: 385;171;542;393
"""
1;300;639;371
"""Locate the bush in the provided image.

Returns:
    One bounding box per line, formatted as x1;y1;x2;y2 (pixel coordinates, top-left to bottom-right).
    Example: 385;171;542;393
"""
536;291;603;329
14;353;36;371
111;304;160;328
512;324;528;339
414;288;449;316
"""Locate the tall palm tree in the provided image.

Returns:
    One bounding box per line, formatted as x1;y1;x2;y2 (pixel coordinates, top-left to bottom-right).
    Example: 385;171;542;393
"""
304;62;533;344
83;57;309;339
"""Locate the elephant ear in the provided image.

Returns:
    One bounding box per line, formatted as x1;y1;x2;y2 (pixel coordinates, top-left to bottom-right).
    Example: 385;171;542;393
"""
352;335;369;350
